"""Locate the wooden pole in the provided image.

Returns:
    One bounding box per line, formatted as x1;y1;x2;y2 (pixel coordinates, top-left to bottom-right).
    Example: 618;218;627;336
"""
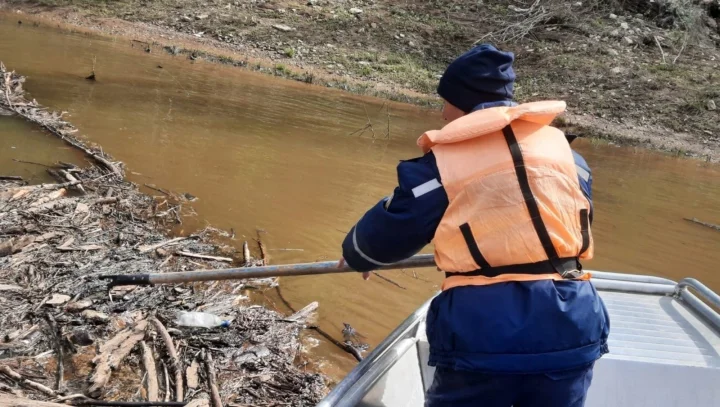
101;254;436;286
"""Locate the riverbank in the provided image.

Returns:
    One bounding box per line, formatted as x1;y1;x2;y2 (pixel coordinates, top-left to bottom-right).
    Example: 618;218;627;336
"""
1;64;326;405
2;0;720;161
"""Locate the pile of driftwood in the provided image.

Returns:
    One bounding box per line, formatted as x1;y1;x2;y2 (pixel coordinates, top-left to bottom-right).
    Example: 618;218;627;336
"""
0;64;326;406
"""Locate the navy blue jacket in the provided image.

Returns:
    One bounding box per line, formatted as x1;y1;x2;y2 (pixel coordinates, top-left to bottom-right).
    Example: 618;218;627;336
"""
342;141;609;373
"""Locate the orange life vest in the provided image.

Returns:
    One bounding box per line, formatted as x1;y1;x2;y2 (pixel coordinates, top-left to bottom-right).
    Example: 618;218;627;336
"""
417;101;593;291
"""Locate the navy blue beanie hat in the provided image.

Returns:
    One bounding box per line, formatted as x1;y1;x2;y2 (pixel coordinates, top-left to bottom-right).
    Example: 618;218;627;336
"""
437;44;516;113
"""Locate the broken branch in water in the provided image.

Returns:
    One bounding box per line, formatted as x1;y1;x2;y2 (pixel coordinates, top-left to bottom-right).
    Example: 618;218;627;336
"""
86;55;97;81
1;62;122;177
12;158;53;168
372;271;407;290
255;229;269;266
684;217;720;232
0;176;23;181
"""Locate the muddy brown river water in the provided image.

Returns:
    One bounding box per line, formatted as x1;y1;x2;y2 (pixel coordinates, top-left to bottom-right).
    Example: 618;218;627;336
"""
2;16;720;380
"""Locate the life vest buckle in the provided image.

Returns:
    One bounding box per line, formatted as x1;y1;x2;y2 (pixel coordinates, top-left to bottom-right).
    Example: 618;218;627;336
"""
552;258;584;279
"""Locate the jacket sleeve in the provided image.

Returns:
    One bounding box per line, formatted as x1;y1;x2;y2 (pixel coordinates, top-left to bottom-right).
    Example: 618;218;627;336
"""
572;150;594;224
342;152;449;272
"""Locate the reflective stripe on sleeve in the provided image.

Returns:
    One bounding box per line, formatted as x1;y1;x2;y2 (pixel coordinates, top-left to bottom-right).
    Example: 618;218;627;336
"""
353;227;393;266
411;178;442;198
576;165;591;182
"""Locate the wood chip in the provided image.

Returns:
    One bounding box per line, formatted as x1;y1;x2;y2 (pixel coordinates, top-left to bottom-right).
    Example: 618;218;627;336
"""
65;299;93;312
46;294;71;306
0;284;23;292
186;358;200;390
81;310;109;322
74;202;89;214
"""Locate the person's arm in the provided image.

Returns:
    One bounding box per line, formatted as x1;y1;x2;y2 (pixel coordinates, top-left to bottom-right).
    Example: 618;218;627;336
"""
572;149;593;224
341;152;449;272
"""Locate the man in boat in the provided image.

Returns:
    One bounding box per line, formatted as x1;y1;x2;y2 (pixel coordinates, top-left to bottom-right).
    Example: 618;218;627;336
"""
340;44;610;406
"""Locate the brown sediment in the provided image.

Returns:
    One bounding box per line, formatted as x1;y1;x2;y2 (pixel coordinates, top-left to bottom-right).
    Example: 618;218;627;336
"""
0;65;326;405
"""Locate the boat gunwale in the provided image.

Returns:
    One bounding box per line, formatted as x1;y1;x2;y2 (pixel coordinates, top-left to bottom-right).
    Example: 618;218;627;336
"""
318;271;720;406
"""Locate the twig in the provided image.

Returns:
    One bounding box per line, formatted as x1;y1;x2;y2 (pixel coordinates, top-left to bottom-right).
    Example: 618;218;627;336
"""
60;169;85;194
362;103;376;139
684;217;720;232
137;237;188;254
0;175;23;181
275;285;362;362
202;350;222;407
144;184;171;196
150;318;183;402
162;361;170;403
43;314;63;391
673;33;689;65
0;365;57;397
308;327;363;362
256;229;269;266
653;36;666;64
371;272;407;290
141;341;159;402
176;251;232;262
53;394;91;403
11;158;52;168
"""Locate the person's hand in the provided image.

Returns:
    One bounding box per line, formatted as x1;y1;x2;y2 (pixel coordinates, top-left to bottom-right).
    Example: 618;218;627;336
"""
337;258;371;281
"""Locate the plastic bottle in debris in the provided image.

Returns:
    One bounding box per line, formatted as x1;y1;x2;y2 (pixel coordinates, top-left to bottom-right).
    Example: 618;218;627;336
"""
175;312;230;328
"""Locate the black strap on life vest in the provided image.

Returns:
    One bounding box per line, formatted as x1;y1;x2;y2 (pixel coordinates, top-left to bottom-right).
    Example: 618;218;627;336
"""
445;257;580;279
579;208;590;256
502;124;567;274
459;223;491;269
455;125;573;277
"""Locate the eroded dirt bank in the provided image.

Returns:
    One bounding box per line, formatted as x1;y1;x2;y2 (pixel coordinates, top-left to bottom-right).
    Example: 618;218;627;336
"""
2;0;720;161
